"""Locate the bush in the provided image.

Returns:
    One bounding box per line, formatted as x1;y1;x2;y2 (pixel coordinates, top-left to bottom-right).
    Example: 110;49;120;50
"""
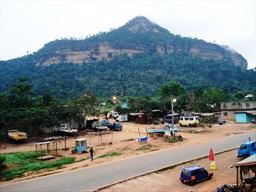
167;136;182;143
0;156;6;171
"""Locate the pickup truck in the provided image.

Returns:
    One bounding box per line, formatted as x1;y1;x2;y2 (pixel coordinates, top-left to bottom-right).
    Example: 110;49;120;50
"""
8;130;27;142
92;121;109;132
55;124;78;135
237;141;256;158
146;124;179;136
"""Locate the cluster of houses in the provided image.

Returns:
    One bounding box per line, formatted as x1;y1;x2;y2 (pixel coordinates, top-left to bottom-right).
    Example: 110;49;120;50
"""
43;101;256;134
123;101;256;125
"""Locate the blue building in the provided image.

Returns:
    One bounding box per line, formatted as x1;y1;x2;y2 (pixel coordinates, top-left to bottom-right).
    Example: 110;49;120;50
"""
235;112;255;123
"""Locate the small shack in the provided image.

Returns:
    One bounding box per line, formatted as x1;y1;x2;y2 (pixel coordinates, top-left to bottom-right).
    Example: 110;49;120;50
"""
128;113;146;124
232;154;256;190
151;110;164;124
35;141;57;160
74;138;87;153
235;112;256;123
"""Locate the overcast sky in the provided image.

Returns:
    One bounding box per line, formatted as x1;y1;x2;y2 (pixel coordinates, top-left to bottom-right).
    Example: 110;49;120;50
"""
0;0;255;69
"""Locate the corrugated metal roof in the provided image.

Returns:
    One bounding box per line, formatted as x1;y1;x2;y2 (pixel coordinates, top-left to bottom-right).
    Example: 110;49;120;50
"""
129;113;144;116
232;154;256;167
234;111;256;115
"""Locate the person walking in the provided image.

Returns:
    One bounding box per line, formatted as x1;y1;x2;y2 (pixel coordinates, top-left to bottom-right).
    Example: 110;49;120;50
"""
89;147;95;161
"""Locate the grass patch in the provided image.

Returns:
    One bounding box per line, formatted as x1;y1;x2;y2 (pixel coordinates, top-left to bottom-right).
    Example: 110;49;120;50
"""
0;151;75;181
97;151;122;159
136;144;153;151
167;137;182;143
136;144;159;152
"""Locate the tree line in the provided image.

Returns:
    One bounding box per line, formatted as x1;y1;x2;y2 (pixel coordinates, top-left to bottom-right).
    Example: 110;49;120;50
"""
116;81;256;114
0;78;98;138
0;78;255;138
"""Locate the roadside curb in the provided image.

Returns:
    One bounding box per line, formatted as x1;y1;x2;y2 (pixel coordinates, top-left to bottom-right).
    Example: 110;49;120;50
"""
95;147;237;192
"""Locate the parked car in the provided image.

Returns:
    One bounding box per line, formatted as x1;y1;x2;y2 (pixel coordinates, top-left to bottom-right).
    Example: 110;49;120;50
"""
107;122;122;131
116;114;128;122
8;129;27;142
251;118;256;124
179;116;199;127
237;141;256;158
180;165;213;185
101;119;111;126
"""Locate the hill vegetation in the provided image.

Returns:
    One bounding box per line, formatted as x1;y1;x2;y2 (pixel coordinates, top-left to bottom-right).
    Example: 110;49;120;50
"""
0;16;255;98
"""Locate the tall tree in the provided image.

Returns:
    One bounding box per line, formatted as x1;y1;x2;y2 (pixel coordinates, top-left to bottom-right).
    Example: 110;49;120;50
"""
159;81;185;112
201;87;226;112
9;77;33;108
73;92;98;128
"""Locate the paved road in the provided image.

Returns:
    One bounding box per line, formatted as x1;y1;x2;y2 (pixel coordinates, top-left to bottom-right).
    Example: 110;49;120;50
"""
1;132;255;192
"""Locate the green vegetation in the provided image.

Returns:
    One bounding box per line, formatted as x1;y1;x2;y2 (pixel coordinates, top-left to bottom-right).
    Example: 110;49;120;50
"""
97;151;122;159
167;137;182;143
0;78;254;139
0;156;5;171
0;151;75;180
0;78;98;137
0;17;254;98
1;53;254;99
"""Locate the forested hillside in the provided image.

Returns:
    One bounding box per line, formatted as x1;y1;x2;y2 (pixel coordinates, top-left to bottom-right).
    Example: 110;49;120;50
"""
0;16;255;98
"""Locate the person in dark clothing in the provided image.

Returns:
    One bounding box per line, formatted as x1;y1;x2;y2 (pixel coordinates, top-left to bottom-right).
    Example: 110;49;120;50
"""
89;147;95;161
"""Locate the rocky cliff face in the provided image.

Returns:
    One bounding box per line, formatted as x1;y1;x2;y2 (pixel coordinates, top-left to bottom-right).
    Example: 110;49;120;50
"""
31;16;247;69
40;43;143;66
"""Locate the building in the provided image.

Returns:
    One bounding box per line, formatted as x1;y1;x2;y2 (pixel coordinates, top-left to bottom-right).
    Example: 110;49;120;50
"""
221;101;256;121
235;112;256;123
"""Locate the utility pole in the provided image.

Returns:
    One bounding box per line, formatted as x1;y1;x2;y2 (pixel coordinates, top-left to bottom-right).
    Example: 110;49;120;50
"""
171;96;177;128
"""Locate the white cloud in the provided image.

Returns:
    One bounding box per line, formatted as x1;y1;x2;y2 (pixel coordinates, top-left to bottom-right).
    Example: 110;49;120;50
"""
0;0;255;68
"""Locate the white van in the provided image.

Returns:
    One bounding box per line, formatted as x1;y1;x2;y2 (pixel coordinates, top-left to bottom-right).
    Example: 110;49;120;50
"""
179;116;199;127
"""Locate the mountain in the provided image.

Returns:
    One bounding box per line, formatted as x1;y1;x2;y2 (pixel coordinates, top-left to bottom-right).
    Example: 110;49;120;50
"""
0;16;255;98
33;16;247;68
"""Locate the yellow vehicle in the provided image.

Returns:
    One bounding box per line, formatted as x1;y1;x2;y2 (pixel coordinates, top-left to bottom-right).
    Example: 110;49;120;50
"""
8;130;28;142
179;116;199;127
